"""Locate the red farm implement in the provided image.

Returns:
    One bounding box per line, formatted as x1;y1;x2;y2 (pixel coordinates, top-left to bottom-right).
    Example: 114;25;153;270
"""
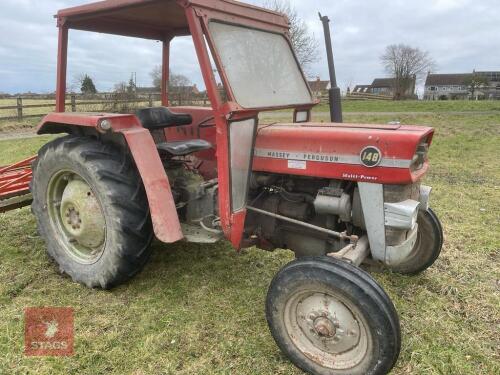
0;156;36;213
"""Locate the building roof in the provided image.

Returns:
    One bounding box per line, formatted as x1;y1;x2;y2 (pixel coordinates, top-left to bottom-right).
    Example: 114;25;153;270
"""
475;71;500;82
371;77;417;88
136;86;160;93
353;85;371;93
170;84;200;94
425;73;471;86
308;79;330;92
371;78;396;88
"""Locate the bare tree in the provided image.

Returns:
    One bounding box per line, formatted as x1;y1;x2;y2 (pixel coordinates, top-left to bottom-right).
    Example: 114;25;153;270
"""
381;44;435;99
262;0;319;75
464;73;488;99
150;66;192;90
150;66;162;89
114;81;128;93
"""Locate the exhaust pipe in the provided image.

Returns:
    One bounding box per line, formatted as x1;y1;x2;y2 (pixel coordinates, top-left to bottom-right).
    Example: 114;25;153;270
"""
319;13;343;123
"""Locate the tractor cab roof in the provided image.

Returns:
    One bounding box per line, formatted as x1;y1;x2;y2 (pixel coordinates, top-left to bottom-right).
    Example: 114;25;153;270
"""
56;0;289;40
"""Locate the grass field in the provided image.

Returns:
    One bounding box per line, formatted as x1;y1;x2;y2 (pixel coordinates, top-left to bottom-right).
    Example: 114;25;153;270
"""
2;99;500;134
0;105;499;375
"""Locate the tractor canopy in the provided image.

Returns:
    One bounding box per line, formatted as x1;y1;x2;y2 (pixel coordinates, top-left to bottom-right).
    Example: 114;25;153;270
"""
56;0;290;40
55;0;315;112
52;0;315;248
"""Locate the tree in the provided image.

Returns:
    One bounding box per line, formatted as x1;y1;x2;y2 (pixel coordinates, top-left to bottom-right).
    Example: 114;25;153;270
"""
127;75;137;94
381;44;435;99
80;74;97;95
114;81;128;93
464;73;488;99
262;0;319;75
150;67;191;90
150;66;162;89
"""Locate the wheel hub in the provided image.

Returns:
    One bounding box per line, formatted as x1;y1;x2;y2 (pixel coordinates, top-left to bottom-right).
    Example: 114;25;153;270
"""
313;317;336;338
65;207;82;230
60;178;105;250
293;293;362;355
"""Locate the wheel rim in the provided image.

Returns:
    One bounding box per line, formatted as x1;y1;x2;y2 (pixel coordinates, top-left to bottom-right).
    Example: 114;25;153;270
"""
284;288;371;370
47;170;106;264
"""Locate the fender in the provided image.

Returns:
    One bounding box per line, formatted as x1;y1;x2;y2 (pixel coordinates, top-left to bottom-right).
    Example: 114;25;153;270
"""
37;112;183;243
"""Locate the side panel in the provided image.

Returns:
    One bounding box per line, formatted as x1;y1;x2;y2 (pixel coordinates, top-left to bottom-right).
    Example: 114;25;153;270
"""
37;113;183;244
357;182;386;262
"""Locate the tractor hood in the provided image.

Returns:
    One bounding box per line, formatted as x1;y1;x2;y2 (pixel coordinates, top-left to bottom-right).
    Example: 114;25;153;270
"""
253;122;434;185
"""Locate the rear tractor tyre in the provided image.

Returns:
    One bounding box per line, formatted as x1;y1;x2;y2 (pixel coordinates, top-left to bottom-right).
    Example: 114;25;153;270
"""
266;256;400;375
31;136;154;289
390;208;443;275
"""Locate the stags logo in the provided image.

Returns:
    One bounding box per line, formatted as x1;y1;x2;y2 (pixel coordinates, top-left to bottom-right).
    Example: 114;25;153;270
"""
24;307;74;356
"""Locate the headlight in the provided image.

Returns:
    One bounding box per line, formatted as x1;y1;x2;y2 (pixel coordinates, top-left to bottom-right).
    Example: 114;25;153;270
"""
411;139;429;170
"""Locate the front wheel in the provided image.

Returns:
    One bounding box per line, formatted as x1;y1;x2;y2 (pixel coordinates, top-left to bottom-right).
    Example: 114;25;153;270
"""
266;257;400;375
390;208;443;275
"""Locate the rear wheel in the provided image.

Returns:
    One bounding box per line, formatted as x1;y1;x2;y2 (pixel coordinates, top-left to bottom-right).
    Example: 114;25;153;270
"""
31;136;154;289
390;208;443;275
266;257;400;375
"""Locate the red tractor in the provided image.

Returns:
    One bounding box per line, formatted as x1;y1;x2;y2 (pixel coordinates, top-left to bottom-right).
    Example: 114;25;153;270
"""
0;1;443;374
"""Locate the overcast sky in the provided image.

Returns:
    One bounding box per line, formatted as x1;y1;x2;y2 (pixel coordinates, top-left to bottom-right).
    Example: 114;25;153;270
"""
0;0;498;95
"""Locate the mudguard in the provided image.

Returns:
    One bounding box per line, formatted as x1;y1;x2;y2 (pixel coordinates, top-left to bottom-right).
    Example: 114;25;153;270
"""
37;112;183;243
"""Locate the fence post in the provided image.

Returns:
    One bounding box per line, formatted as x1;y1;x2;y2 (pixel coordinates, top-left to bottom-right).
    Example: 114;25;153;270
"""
16;97;23;121
148;94;153;107
71;95;76;112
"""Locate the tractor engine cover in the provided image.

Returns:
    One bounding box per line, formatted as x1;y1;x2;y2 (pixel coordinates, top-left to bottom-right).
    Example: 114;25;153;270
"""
253;123;434;185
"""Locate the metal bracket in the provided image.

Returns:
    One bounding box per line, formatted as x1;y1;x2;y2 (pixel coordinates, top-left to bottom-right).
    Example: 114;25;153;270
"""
357;183;386;262
328;236;370;266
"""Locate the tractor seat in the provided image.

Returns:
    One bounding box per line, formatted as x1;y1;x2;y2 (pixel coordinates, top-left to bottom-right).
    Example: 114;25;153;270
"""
157;140;212;156
136;107;193;130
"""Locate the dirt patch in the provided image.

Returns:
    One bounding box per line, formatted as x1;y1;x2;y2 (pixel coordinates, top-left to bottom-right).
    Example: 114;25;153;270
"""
0;130;38;142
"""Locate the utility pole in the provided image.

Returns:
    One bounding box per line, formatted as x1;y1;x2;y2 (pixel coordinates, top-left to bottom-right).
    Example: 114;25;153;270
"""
319;13;343;123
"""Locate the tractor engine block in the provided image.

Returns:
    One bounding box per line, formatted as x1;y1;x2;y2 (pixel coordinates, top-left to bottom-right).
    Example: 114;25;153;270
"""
165;162;218;226
245;173;423;259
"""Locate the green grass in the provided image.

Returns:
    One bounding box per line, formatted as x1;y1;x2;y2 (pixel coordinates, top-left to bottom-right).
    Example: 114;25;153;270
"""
0;111;499;374
319;99;500;113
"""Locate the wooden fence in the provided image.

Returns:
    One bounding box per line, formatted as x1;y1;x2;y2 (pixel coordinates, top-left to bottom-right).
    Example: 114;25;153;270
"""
0;93;211;122
344;92;393;101
1;92;396;122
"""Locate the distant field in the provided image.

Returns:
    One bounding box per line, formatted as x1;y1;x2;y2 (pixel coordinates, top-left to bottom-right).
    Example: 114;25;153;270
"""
320;99;500;113
1;99;500;133
0;108;499;374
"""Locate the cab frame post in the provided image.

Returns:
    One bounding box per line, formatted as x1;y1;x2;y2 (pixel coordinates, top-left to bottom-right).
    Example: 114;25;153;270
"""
56;20;68;113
